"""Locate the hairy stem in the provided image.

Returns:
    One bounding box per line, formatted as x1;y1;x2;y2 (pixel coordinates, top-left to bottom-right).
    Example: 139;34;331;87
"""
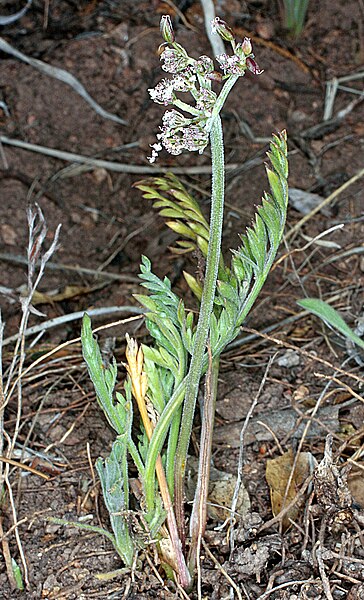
188;350;219;574
174;115;225;543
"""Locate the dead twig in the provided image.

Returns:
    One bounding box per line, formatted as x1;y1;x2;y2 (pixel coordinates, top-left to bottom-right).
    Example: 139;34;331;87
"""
315;542;334;600
0;135;261;175
0;518;18;589
200;0;225;56
2;308;144;347
241;327;364;385
201;539;246;600
0;456;50;480
0;0;31;26
229;356;275;557
0;38;126;125
258;474;313;533
0;251;139;283
255;578;316;599
285;167;364;240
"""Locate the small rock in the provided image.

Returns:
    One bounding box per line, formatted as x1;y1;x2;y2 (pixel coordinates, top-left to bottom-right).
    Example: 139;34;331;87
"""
277;350;300;368
42;574;61;597
289;188;330;216
0;223;17;245
45;522;61;535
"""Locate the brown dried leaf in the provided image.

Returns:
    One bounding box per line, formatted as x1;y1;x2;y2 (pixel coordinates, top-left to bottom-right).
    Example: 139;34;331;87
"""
266;449;313;530
186;457;250;521
348;469;364;507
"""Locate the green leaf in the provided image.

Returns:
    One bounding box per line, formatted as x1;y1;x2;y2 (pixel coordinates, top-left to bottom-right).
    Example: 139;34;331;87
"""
11;559;24;591
213;130;289;353
142;344;177;372
81;314;125;435
183;271;203;301
96;437;134;566
297;298;364;350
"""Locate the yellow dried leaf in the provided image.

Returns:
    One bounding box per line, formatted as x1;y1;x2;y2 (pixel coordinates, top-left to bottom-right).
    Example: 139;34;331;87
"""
31;283;106;305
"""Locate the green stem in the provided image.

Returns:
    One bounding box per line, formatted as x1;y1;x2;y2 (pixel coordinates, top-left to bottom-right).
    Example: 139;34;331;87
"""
174;115;225;542
166;405;182;497
188;353;219;574
144;382;186;513
166;352;186;497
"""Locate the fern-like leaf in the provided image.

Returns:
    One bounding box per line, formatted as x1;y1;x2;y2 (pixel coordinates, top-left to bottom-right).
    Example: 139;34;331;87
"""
134;174;228;297
214;130;289;352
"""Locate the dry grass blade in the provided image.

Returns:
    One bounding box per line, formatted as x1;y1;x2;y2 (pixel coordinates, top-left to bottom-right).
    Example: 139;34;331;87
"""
0;204;61;589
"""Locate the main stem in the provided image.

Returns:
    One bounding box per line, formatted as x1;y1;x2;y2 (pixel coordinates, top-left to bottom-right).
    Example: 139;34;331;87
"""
174;115;225;543
188;352;219;574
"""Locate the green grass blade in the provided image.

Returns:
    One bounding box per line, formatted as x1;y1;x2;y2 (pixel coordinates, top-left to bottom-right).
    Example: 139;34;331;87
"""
297;298;364;350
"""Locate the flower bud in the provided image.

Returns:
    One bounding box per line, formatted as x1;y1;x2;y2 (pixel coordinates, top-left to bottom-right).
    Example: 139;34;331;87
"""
160;15;175;43
206;70;223;82
246;56;263;75
241;37;252;56
211;17;235;42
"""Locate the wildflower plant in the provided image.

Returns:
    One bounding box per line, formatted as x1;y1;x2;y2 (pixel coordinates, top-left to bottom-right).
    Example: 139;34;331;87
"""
81;16;289;590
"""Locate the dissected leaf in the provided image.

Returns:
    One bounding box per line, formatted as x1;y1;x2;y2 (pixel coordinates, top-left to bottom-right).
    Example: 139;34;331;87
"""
96;438;134;566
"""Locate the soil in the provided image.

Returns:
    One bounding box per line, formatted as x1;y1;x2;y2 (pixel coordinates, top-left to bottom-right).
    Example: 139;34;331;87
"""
0;1;363;599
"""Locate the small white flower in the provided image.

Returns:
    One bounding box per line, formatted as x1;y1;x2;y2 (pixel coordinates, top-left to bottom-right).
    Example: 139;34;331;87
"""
216;53;244;75
193;55;214;75
161;47;190;73
196;88;217;112
147;142;163;163
162;109;189;129
172;72;196;92
182;126;209;153
148;79;175;105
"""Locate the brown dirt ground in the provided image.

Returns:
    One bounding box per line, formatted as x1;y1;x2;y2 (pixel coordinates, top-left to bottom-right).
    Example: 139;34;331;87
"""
0;1;363;598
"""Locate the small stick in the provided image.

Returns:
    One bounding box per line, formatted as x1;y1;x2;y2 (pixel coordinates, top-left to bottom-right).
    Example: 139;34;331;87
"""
315;542;334;600
0;518;17;589
0;135;258;175
241;327;364;385
200;0;225;56
285;167;364;240
229;356;275;557
202;539;245;600
2;308;144;347
0;251;139;283
0;456;50;480
258;475;313;533
255;578;315;599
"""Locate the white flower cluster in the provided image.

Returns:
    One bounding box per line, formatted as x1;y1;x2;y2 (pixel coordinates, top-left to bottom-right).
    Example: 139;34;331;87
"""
147;43;217;162
148;109;209;163
147;16;262;163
